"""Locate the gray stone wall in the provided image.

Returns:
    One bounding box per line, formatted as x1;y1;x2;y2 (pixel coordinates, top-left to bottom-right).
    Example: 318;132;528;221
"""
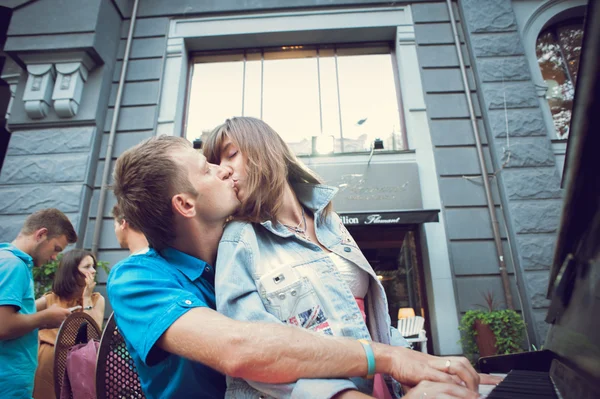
459;0;562;344
0;126;95;241
411;1;522;339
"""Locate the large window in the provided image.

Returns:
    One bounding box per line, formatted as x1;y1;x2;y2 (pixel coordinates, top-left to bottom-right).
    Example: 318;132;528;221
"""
185;43;406;154
536;19;583;139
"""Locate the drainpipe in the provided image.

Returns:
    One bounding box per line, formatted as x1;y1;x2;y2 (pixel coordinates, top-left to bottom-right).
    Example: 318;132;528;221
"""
445;0;514;309
91;0;140;256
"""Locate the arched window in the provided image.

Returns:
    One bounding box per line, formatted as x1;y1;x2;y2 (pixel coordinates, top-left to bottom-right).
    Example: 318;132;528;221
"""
536;18;584;139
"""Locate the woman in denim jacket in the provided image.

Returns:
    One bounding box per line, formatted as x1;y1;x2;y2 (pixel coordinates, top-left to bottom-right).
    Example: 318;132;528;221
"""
204;117;475;399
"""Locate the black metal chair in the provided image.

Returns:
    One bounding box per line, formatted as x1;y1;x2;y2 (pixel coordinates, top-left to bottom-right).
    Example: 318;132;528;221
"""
53;312;102;399
96;312;145;399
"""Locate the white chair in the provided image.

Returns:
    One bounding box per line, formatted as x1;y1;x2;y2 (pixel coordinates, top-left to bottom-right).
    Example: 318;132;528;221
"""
397;316;427;353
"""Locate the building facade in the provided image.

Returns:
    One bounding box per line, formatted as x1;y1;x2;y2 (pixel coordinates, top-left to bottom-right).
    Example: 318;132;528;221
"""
0;0;586;355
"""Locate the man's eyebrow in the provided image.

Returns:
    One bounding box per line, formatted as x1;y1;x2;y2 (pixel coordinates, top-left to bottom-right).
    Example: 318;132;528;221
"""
221;142;231;152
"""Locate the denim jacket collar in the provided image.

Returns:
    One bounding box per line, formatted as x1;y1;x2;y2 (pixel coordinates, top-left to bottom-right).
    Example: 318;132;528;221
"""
260;183;338;237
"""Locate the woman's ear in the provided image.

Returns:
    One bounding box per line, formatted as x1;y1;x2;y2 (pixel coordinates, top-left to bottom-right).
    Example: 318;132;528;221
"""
172;193;197;219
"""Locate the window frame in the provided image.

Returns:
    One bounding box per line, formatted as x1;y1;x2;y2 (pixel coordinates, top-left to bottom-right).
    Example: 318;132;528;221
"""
185;41;409;154
519;0;587;142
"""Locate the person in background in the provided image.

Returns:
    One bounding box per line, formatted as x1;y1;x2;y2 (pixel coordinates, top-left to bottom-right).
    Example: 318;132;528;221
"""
0;208;77;399
108;135;481;399
33;249;105;399
112;203;149;254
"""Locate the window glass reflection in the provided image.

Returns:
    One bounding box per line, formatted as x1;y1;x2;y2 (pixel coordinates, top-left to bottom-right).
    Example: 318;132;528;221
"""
186;43;405;153
536;19;583;139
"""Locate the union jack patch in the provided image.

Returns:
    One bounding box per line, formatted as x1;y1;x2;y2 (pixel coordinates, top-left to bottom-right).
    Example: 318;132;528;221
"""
286;305;333;335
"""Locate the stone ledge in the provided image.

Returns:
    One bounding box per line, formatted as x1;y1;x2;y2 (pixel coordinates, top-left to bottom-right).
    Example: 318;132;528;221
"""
471;32;524;57
515;234;557;271
0;153;89;185
525;271;551;309
502;168;562;200
489;109;546;138
483;82;538;110
7;126;95;155
0;184;83;215
512;200;562;234
479;57;530;82
499;137;555;168
462;0;517;33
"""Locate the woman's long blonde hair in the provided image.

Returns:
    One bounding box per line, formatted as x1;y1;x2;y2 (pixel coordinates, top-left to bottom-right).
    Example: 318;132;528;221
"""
203;117;331;223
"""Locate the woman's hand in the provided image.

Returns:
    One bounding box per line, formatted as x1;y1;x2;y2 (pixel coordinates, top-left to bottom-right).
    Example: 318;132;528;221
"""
403;381;480;399
82;271;96;299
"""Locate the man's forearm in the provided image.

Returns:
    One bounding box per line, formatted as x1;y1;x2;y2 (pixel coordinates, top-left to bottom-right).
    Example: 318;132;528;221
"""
160;307;386;383
0;311;45;340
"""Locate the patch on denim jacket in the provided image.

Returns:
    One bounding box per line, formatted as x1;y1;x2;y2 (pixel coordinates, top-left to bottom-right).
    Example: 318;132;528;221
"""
285;305;333;335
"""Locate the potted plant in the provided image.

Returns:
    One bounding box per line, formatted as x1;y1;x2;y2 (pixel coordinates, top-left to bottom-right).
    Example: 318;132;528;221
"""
458;291;526;358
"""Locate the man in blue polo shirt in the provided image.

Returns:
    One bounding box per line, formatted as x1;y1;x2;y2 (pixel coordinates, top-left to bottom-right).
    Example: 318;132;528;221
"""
108;136;482;399
0;208;78;398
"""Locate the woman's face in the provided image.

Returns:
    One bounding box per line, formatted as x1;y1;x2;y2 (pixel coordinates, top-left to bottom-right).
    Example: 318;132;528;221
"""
77;255;96;279
218;135;249;202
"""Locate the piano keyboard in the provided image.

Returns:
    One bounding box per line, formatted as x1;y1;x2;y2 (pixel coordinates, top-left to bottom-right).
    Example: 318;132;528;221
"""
484;370;559;399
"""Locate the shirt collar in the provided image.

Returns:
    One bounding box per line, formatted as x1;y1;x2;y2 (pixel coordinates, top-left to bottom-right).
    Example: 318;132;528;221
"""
0;243;34;270
292;183;338;214
159;247;210;281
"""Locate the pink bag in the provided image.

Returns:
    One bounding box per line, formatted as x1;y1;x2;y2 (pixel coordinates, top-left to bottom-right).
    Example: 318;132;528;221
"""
373;374;394;399
60;339;100;399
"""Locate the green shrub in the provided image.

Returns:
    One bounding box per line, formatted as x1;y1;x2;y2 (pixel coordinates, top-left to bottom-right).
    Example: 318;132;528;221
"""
459;308;525;356
32;254;110;299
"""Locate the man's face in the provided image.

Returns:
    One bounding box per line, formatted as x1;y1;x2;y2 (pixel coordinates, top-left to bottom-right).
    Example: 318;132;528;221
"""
114;219;128;249
32;233;68;267
217;135;248;202
176;148;240;223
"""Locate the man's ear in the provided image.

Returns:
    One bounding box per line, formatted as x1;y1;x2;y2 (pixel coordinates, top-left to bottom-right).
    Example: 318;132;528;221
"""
172;193;197;219
34;228;48;242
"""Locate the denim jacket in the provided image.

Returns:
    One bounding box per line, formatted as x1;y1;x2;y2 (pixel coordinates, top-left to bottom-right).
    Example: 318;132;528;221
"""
216;183;409;399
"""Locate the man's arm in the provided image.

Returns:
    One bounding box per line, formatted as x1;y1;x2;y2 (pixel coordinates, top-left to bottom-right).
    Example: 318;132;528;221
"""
0;304;71;340
158;307;479;391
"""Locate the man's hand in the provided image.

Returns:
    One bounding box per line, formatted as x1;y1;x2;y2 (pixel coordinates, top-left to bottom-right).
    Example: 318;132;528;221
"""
374;345;480;392
403;380;480;399
40;304;71;329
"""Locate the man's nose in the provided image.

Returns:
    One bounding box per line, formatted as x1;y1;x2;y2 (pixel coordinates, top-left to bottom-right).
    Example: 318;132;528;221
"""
214;164;233;179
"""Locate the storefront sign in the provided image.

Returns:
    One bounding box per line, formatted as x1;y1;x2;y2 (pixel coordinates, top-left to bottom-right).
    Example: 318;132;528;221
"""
310;162;423;213
339;210;438;225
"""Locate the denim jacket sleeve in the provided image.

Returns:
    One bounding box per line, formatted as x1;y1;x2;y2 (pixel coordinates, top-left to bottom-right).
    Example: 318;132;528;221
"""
216;235;358;399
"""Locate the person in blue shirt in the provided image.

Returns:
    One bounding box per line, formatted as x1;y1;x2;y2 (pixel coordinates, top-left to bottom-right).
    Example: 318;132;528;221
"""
108;135;483;399
0;208;78;399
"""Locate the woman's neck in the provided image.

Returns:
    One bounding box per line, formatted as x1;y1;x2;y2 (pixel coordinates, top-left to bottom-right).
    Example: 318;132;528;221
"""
276;184;304;227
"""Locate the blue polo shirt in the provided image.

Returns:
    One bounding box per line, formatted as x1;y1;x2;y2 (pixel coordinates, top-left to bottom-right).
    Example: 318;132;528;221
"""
0;243;37;399
107;247;226;399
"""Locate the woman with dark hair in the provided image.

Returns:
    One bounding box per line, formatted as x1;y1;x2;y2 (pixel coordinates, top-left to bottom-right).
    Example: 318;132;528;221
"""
32;249;105;399
203;117;489;399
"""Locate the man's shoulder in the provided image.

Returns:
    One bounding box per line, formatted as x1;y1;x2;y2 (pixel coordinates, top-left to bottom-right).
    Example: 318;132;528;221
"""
108;250;171;283
0;248;28;273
